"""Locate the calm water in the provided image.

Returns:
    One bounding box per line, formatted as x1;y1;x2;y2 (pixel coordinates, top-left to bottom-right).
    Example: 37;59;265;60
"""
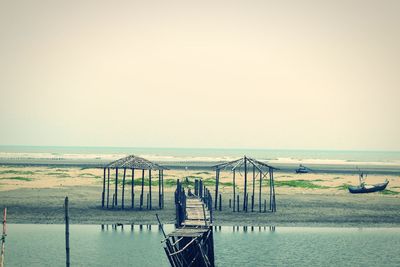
5;225;400;266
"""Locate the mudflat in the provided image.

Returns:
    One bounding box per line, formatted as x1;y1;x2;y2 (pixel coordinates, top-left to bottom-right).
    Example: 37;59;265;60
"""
0;166;399;226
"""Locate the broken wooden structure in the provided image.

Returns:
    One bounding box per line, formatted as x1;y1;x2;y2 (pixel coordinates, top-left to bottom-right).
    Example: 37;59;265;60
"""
101;155;167;210
213;156;278;213
160;179;214;267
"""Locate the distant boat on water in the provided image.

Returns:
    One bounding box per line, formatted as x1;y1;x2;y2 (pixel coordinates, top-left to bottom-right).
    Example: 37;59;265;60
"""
295;164;310;174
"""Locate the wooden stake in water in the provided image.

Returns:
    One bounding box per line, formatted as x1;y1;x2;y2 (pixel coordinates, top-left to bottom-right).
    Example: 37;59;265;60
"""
0;208;7;267
65;197;70;267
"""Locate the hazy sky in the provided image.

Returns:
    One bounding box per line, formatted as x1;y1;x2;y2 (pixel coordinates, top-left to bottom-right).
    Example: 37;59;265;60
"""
0;0;399;150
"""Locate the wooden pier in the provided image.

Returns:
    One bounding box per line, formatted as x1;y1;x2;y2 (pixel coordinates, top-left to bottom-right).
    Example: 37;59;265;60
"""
161;179;214;267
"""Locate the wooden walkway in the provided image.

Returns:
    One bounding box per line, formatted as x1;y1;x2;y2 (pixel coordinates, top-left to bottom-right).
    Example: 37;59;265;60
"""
161;179;215;267
182;197;211;227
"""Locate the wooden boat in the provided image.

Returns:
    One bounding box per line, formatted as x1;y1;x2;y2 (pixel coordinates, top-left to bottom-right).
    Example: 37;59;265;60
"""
295;164;309;174
348;180;389;194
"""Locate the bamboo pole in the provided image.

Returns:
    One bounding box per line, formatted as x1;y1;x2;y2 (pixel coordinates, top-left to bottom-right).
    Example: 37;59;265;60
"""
232;169;236;212
159;170;162;209
162;170;165;209
259;170;262;213
149;170;152;210
269;168;272;211
0;208;7;267
115;167;118;207
64;197;70;267
214;169;219;210
252;165;255;212
140;169;145;209
122;168;126;209
243;156;247;211
102;168;106;208
131;168;135;209
106;168;110;208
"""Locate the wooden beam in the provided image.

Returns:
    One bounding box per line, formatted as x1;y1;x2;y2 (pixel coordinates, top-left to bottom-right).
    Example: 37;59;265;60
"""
232;169;236;212
259;170;262;213
115;167;118;207
102;168;106;208
149;169;152;210
64;197;70;267
140;169;145;209
243;156;247;211
107;168;110;208
214;169;219;210
161;170;165;209
122;168;126;209
131;168;135;209
159;170;162;209
252;165;255;212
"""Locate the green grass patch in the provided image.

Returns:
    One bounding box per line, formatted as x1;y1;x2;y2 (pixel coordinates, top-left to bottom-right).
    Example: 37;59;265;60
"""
337;184;351;190
0;170;35;175
275;180;329;189
380;190;400;195
3;176;33;181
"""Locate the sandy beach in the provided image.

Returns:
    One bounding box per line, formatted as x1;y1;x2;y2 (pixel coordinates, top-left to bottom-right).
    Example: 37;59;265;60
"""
0;165;399;226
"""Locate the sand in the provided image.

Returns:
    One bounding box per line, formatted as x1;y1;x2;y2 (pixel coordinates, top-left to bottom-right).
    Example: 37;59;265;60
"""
0;165;399;226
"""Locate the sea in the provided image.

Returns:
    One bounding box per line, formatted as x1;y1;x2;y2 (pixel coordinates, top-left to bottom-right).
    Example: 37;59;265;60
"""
5;224;400;267
0;146;400;173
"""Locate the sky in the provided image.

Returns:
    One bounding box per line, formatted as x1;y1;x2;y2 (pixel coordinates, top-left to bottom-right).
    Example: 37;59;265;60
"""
0;0;399;150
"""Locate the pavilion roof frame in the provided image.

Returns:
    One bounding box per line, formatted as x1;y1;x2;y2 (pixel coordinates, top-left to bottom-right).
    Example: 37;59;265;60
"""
212;156;279;173
105;155;168;170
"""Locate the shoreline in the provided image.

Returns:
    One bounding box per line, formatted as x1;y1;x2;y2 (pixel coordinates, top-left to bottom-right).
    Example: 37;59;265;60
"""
1;161;400;175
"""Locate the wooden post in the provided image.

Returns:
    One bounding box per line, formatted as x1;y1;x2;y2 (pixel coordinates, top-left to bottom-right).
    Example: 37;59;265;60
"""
147;193;149;209
214;169;219;210
219;194;222;211
149;170;152;210
115;167;118;207
106;168;110;208
259;170;262;213
140;169;145;209
161;170;164;209
271;169;276;212
233;169;236;212
246;193;249;212
251;165;255;212
122;168;126;209
0;208;7;267
199;180;203;199
102;168;106;208
159;170;161;209
131;168;135;209
243;156;247;211
269;168;272;211
229;199;231;208
264;199;267;213
195;179;199;195
237;195;239;212
64;197;70;267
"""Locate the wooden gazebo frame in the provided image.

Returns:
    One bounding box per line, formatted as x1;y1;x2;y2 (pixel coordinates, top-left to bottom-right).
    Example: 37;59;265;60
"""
101;155;167;210
213;156;278;213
